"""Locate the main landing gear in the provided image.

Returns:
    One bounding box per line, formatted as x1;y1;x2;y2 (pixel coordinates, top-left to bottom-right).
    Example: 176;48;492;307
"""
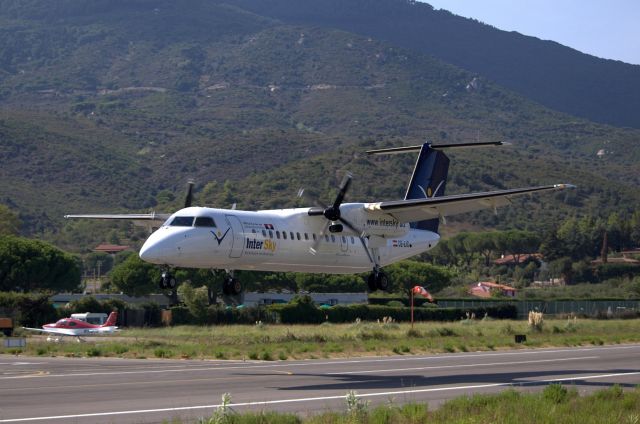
367;268;389;292
222;275;243;296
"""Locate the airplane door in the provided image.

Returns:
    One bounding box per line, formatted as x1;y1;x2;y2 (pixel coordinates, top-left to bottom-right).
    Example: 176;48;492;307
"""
340;235;349;253
225;215;244;258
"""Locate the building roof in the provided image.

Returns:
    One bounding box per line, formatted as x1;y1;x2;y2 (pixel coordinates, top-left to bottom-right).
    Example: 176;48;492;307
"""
93;244;131;254
469;281;517;298
494;253;542;265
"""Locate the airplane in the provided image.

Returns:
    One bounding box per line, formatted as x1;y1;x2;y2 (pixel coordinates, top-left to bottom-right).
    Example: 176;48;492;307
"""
65;141;574;295
23;311;118;342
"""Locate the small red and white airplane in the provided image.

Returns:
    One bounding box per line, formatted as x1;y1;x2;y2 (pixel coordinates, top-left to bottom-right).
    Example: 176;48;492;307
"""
24;311;118;342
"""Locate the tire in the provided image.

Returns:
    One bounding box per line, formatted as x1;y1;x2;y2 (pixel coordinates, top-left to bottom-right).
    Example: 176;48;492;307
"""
222;279;232;296
367;273;377;292
168;277;177;289
375;272;390;292
231;279;243;296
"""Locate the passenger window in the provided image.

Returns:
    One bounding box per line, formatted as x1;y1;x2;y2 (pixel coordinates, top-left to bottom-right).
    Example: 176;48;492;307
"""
313;234;317;241
262;229;267;237
269;230;273;239
276;231;281;239
351;237;355;244
325;234;329;242
304;233;309;240
331;235;336;243
252;229;256;234
170;216;194;226
194;217;216;227
283;232;287;240
296;232;301;240
342;236;346;243
290;232;294;240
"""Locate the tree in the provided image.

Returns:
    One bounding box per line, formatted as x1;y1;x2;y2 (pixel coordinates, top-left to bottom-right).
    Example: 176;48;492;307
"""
295;273;365;292
0;236;80;292
0;205;20;236
177;282;209;323
463;232;496;266
385;260;454;295
109;253;159;297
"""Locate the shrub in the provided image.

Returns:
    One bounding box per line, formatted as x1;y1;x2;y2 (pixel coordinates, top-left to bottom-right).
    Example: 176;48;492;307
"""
543;384;569;403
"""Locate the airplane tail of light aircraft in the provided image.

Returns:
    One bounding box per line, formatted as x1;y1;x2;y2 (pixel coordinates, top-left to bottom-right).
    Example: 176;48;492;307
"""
65;142;574;294
23;311;118;342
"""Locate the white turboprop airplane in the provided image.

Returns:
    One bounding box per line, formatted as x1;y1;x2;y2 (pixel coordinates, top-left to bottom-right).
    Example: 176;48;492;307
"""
66;142;574;295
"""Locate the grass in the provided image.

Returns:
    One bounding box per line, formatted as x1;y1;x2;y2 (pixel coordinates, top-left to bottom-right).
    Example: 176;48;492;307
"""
4;318;640;360
163;385;640;423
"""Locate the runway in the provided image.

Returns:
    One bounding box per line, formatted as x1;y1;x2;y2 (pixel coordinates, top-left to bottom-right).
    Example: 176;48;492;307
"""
1;344;639;423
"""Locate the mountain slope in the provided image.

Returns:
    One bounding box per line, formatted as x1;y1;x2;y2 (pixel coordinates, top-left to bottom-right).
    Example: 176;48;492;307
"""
230;0;640;129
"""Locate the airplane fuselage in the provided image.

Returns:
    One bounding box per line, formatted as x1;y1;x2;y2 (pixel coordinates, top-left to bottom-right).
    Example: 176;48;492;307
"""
139;204;440;274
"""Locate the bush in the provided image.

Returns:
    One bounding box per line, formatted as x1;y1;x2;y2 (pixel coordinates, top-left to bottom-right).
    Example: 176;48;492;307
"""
543;384;571;404
0;292;57;327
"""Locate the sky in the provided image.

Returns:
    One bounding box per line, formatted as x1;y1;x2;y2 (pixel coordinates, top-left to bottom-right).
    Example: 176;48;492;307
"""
422;0;640;65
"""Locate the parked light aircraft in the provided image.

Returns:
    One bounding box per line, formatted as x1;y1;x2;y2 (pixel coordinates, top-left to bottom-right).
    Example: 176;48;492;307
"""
23;311;118;342
65;142;574;295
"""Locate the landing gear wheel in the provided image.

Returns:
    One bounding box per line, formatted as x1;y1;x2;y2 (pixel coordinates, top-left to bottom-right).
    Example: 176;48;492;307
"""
375;271;389;292
367;273;378;292
159;271;176;290
222;276;243;296
167;276;177;290
231;278;243;296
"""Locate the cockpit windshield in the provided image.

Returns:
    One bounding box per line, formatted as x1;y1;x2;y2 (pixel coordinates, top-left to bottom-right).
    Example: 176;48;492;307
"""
194;217;216;227
169;216;194;227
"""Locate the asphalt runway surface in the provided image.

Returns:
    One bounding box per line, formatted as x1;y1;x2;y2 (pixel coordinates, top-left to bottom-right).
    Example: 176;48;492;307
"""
1;344;639;423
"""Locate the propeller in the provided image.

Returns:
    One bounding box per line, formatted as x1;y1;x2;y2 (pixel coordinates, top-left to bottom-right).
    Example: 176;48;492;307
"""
304;173;374;264
184;180;195;208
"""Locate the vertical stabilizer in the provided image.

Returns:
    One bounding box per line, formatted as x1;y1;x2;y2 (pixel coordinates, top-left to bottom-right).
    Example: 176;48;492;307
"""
404;143;449;233
103;311;118;327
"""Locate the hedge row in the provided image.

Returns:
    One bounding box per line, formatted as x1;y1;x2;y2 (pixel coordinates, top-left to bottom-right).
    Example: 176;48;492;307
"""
266;302;517;324
326;304;517;323
169;305;273;325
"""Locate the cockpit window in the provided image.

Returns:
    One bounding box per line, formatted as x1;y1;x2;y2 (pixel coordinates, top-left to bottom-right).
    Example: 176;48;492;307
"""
170;216;194;227
194;217;216;227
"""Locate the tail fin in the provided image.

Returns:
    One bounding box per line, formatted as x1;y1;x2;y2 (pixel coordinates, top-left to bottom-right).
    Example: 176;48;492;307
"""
103;311;117;327
367;141;504;234
404;143;449;233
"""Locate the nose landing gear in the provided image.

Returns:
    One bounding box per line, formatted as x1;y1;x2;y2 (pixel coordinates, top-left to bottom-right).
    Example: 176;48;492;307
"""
159;271;177;290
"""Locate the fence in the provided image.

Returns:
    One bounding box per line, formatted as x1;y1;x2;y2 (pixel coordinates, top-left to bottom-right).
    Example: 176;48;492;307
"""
436;300;640;318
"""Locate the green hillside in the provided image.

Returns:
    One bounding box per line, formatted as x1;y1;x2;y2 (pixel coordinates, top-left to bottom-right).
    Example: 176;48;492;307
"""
231;0;640;129
0;0;638;250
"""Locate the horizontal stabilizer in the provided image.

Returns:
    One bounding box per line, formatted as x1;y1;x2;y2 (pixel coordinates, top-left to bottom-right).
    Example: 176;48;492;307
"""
64;213;170;221
366;141;505;155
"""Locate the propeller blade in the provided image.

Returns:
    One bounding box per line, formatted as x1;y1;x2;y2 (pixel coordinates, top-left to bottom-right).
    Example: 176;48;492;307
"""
309;221;330;255
332;172;352;210
340;217;374;264
184;181;195;208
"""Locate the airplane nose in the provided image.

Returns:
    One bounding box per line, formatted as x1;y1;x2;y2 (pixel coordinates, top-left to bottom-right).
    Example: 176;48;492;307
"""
139;241;161;263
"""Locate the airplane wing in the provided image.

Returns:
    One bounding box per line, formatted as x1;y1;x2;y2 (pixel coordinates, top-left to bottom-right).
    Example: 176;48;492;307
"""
23;327;79;336
364;184;575;223
88;327;118;334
